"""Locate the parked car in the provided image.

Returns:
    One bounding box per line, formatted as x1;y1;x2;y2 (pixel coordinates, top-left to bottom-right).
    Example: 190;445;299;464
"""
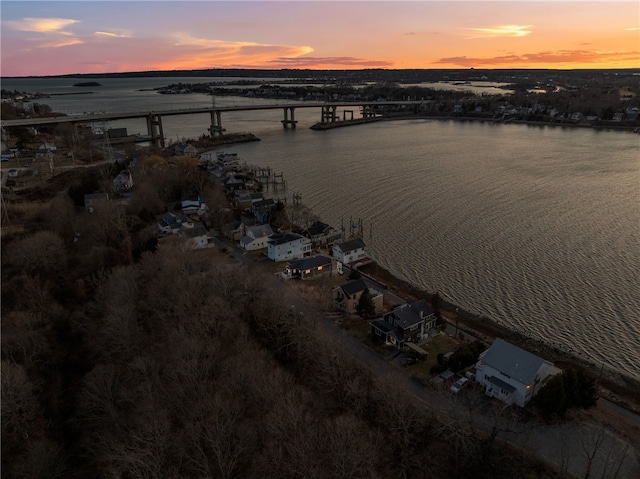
450;377;469;394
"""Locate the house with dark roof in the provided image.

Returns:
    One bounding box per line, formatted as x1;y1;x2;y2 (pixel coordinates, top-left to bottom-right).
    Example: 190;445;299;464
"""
284;254;334;280
333;278;383;315
475;338;561;407
158;211;192;235
370;299;436;349
303;220;343;248
267;233;312;262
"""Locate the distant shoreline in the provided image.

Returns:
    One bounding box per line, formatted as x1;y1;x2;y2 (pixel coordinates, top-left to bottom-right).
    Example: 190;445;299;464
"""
311;114;640;133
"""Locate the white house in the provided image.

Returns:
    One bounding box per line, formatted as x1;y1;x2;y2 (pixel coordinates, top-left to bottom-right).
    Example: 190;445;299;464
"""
332;238;368;268
239;224;274;251
178;224;210;250
267;233;311;262
475;338;561;407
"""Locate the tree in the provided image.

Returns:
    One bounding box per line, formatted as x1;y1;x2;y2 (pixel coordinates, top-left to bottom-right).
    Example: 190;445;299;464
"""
356;288;376;318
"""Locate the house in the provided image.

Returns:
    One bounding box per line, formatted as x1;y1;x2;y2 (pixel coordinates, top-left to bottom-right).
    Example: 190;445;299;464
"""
284;254;334;280
84;193;109;213
235;191;264;210
181;196;207;216
332;278;383;315
303;220;343;248
239;224;274;251
267;233;312;262
370;299;436;349
223;220;246;241
158;211;192;235
178;223;210;250
174;142;198;157
223;175;246;193
332;238;369;269
475;338;561;407
113;170;133;194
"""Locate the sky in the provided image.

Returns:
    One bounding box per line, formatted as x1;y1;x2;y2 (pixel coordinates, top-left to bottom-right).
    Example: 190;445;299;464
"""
1;1;638;76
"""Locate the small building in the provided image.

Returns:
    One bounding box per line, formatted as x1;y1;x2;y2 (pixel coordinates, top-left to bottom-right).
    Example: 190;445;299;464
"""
239;224;274;251
475;338;561;407
332;278;383;315
370;299;436;349
284;254;334;280
267;233;312;262
332;238;369;269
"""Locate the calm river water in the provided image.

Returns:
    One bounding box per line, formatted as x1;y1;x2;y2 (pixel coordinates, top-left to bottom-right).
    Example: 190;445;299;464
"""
4;76;639;380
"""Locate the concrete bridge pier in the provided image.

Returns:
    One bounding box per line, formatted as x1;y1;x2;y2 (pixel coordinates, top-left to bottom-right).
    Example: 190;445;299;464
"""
282;107;297;128
209;110;225;137
321;105;338;123
361;105;377;119
146;113;165;148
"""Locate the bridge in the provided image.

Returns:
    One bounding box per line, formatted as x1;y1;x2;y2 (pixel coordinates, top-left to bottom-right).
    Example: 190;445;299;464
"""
1;100;429;148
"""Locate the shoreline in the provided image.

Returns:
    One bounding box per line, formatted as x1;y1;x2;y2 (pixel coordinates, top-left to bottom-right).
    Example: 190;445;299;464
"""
356;261;640;414
310;114;639;133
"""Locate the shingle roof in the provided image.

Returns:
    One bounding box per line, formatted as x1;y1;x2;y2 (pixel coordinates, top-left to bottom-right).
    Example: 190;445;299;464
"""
335;238;366;253
288;254;332;270
268;233;306;245
481;338;549;385
339;278;368;296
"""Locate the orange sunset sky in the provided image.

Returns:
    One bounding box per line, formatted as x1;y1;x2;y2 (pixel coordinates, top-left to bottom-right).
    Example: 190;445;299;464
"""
1;1;638;77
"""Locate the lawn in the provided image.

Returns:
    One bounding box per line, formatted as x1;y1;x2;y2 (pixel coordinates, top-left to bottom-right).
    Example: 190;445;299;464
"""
405;334;460;384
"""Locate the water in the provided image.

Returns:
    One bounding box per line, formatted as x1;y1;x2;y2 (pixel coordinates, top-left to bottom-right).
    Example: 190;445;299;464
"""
3;76;639;380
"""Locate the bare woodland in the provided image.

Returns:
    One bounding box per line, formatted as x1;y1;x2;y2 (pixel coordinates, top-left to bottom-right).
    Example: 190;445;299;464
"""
1;150;634;478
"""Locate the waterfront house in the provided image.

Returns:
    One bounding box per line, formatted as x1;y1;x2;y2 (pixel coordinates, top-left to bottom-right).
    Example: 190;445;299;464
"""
370;299;436;349
303;220;343;248
267;233;312;262
239;224;274;251
284;254;334;280
333;278;383;315
475;338;561;407
235;191;264;210
332;238;369;269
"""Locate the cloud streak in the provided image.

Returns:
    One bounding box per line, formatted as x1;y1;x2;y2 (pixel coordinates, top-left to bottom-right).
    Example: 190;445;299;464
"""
468;25;533;39
3;17;79;33
436;49;640;67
